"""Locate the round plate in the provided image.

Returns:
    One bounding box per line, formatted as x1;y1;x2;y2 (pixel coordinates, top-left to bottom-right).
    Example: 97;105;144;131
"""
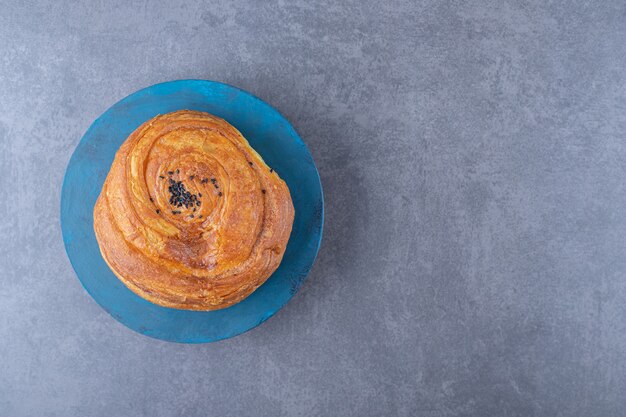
61;80;323;343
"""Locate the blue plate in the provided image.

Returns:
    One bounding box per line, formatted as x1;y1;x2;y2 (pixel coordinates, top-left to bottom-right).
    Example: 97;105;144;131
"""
60;80;324;343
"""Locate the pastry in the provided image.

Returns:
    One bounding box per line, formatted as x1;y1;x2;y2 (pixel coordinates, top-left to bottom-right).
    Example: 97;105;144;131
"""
93;110;295;311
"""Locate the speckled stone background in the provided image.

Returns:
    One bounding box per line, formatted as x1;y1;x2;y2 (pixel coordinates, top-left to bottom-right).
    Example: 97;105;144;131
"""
1;1;626;416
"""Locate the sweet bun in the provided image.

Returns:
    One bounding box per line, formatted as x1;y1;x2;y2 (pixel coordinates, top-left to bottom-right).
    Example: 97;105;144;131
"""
93;110;294;310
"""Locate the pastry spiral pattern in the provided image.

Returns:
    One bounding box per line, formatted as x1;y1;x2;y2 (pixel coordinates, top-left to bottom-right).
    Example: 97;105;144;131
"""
93;110;295;310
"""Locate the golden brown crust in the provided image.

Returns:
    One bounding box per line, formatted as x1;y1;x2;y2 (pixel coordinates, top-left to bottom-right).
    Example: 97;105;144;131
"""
93;110;294;310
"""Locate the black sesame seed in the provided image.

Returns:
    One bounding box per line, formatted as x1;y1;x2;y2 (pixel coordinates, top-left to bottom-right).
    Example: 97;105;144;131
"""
189;175;194;180
261;189;266;194
248;161;253;166
156;209;160;214
168;171;173;175
176;169;180;174
269;168;273;173
190;214;194;218
159;175;165;179
165;179;201;210
199;215;203;218
149;197;154;202
218;192;222;196
193;207;196;212
210;178;216;183
214;183;218;188
198;193;202;197
197;201;201;206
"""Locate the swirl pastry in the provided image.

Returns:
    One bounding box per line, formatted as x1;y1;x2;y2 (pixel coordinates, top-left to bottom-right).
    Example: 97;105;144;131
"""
93;110;295;311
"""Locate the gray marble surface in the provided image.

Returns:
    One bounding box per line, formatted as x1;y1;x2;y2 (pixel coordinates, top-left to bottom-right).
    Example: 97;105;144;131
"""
1;1;626;416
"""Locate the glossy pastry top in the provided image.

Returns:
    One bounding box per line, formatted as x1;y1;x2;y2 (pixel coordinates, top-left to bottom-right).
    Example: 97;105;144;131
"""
93;110;294;310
